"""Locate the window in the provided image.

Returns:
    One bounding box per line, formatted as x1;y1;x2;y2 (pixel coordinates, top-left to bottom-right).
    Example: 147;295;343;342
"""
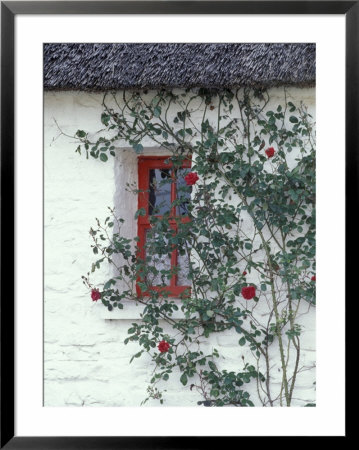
137;156;192;297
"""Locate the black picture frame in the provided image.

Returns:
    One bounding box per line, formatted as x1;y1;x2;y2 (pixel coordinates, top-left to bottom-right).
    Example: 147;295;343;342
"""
1;1;352;447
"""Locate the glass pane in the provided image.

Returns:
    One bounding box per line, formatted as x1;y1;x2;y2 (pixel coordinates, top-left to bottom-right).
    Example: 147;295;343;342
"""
145;229;172;286
177;247;191;286
149;168;172;215
176;168;192;215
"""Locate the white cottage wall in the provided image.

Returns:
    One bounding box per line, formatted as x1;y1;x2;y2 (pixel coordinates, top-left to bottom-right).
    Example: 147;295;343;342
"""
44;88;316;407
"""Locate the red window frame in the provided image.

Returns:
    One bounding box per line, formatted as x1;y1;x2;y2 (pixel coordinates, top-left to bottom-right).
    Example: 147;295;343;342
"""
137;156;191;297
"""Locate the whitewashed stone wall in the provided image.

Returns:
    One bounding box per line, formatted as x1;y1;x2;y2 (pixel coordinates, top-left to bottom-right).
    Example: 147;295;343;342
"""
44;88;316;407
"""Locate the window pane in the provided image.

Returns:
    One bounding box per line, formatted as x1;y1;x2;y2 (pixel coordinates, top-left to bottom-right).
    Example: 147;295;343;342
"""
149;168;172;215
177;248;191;286
176;168;192;215
145;229;172;286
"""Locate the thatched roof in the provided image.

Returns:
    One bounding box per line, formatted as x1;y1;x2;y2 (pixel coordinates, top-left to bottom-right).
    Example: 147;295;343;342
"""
43;43;315;91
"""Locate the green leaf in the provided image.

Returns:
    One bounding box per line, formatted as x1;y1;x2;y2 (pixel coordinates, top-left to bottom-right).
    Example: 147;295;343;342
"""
100;153;108;162
135;208;146;219
76;130;86;138
288;101;296;112
208;360;217;372
210;389;220;398
180;373;188;386
133;143;144;153
129;351;143;364
289;116;299;123
103;279;115;290
101;113;111;126
153;106;161;117
239;337;246;346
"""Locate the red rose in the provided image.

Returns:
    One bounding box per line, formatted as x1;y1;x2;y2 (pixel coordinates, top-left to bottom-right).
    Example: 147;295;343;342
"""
311;275;316;281
91;288;101;301
241;286;256;300
265;147;275;158
209;105;215;110
243;271;247;276
158;340;170;353
184;172;199;186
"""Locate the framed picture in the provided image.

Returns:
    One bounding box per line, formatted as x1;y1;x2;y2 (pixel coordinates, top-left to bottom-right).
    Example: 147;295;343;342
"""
1;1;351;446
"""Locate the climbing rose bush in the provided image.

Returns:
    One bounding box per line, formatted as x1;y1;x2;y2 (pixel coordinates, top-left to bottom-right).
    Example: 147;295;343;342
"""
78;87;316;408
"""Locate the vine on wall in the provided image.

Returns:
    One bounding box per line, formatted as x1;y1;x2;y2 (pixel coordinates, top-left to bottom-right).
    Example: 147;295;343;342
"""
68;87;315;406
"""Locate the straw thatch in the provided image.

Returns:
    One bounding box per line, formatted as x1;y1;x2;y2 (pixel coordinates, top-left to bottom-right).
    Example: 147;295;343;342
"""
44;43;315;91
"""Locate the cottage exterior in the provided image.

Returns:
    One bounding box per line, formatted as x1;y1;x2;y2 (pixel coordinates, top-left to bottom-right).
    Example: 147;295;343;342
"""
44;43;316;407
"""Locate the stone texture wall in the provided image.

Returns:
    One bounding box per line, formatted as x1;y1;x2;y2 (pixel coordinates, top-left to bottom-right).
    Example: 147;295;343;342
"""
44;88;316;407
